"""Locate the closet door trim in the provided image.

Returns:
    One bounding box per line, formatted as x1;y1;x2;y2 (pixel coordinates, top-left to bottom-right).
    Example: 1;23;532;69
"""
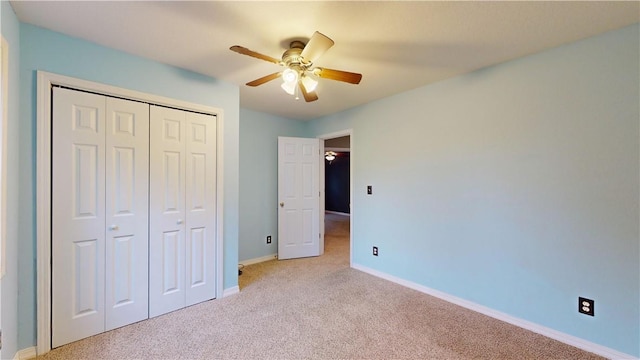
36;71;225;355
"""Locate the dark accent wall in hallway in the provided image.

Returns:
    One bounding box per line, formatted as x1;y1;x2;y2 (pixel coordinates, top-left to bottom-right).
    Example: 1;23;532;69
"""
325;153;350;213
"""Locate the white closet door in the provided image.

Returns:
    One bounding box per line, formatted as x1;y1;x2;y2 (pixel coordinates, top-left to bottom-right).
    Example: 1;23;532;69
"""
104;97;149;330
185;112;216;306
149;106;186;317
52;88;106;347
53;89;150;347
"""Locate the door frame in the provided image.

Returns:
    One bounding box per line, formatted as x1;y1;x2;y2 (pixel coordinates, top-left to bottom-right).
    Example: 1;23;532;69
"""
317;129;353;267
36;71;225;354
0;35;6;360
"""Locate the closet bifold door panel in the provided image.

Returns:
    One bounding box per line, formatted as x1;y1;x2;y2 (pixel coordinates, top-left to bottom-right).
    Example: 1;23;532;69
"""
149;106;186;317
104;97;150;331
149;105;217;318
52;88;106;347
52;87;150;347
184;111;217;307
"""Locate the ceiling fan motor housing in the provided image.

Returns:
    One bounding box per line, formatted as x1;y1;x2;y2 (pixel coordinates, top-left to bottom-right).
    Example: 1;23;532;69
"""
282;48;302;67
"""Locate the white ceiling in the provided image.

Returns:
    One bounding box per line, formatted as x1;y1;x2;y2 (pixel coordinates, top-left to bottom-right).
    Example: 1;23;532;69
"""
10;1;639;120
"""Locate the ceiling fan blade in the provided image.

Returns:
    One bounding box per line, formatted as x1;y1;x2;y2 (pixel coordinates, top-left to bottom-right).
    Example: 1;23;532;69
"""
246;72;281;87
299;81;319;102
230;45;281;65
300;31;334;64
313;68;362;84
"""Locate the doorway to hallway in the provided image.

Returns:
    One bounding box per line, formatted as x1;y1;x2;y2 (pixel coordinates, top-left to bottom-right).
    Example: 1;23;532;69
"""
321;132;352;265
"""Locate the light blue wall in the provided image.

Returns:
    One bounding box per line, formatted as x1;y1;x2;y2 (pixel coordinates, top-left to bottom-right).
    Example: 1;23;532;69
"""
1;2;21;359
7;9;638;358
18;24;240;350
238;108;306;262
308;24;640;356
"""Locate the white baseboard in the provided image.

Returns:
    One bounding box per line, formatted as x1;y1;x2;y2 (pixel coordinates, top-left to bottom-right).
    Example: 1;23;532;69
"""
13;347;36;360
223;285;239;298
326;211;350;217
351;263;635;360
239;254;277;266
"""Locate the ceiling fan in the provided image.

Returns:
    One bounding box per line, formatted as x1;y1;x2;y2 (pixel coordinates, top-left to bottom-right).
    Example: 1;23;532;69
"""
230;31;362;102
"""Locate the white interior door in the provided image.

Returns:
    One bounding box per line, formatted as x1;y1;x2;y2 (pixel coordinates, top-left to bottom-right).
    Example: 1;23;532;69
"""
185;112;217;306
149;105;186;317
52;88;151;347
52;88;106;347
278;137;321;260
149;106;217;316
104;97;149;330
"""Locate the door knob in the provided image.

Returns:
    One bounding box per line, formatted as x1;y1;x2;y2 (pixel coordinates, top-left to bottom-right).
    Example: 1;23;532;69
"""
280;202;284;207
177;219;184;225
108;224;119;231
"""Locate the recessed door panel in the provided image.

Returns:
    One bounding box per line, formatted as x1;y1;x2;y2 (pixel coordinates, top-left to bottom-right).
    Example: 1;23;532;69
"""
162;230;181;294
189;227;206;287
164;119;181;142
302;209;314;245
72;239;99;318
284;162;296;199
113;111;135;136
163;151;181;213
112;147;134;215
73;144;99;218
109;235;134;306
190;153;206;211
302;163;313;198
191;123;207;144
283;210;299;247
73;105;99;133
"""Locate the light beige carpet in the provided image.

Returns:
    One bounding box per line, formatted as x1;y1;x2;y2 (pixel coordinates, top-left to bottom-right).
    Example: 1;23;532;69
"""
37;213;603;359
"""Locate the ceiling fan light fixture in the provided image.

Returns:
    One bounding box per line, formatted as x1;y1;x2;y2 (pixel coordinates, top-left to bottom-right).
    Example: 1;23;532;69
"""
282;68;298;84
301;75;318;92
231;31;363;103
281;81;296;95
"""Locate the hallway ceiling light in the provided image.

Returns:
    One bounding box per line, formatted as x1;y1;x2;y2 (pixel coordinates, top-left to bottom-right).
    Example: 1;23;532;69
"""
325;151;336;162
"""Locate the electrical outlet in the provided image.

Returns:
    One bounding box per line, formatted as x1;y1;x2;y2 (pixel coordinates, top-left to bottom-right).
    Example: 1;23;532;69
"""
372;246;378;256
266;235;272;244
578;297;594;316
